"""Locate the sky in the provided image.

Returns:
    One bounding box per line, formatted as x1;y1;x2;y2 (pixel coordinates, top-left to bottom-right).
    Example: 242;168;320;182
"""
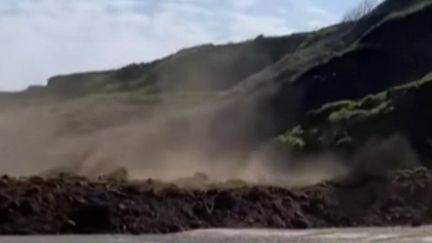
0;0;374;91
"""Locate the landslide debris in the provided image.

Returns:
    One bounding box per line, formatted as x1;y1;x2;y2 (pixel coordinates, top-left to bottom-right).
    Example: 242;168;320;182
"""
0;168;432;234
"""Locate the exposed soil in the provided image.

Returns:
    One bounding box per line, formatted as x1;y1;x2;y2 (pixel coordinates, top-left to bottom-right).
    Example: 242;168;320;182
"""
0;168;432;235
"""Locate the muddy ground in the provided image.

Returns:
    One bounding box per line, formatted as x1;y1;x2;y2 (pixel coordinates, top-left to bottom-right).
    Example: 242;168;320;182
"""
0;168;431;234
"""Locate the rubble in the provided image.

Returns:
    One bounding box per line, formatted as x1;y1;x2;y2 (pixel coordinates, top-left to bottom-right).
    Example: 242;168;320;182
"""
0;168;431;234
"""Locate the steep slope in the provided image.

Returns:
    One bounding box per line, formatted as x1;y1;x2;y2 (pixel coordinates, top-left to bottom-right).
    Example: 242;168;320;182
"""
43;34;310;96
211;0;432;149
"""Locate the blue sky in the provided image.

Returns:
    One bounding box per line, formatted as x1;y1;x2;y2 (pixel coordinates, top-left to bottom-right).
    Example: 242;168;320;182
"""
0;0;377;91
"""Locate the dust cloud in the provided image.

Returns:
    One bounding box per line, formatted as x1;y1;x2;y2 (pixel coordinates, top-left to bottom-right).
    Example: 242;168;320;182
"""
0;91;422;188
0;42;419;188
0;91;353;188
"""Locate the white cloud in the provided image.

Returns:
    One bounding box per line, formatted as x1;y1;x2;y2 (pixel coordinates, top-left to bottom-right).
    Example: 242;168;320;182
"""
231;0;258;11
0;0;348;91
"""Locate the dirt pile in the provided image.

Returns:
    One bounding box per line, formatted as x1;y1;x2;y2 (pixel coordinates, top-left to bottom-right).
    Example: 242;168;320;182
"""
0;168;431;234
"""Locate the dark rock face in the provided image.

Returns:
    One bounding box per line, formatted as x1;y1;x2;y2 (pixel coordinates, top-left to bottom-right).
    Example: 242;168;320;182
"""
299;3;432;111
0;169;432;234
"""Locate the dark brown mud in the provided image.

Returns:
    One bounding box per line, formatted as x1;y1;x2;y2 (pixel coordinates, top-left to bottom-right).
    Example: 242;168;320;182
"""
0;168;431;234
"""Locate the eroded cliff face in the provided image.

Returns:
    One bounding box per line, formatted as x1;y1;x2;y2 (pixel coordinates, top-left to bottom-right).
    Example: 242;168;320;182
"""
1;0;432;183
200;1;432;167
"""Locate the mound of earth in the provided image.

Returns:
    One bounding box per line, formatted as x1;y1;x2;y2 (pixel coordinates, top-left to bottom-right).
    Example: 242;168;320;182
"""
0;168;431;234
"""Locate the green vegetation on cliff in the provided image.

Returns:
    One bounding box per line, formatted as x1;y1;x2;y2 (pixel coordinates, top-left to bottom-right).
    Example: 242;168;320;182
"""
278;73;432;163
